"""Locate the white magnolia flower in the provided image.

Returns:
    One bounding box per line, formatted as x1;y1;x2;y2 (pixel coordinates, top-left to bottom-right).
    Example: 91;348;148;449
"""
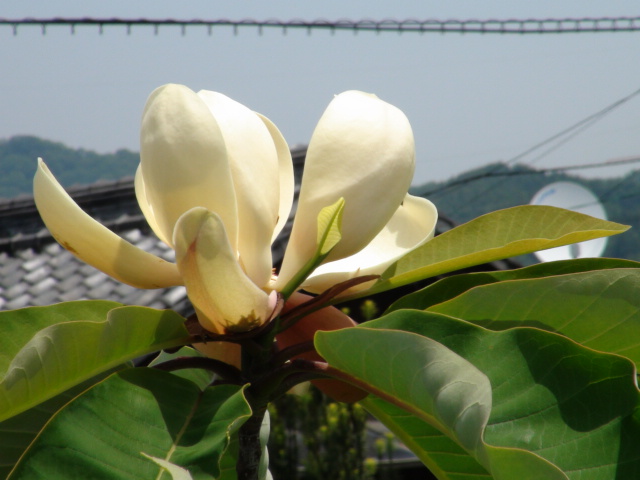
34;84;437;334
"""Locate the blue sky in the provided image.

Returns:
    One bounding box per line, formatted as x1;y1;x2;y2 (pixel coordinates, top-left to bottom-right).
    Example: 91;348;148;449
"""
2;1;640;185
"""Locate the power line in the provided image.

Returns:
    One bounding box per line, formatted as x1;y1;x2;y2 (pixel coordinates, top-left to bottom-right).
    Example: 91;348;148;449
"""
424;86;640;198
2;16;640;36
415;155;640;193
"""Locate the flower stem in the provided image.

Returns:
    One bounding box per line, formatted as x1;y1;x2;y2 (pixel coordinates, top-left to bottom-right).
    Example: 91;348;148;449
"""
236;402;268;480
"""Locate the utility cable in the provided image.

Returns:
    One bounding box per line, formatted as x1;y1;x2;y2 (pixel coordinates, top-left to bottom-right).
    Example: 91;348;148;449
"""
423;86;640;198
2;16;640;36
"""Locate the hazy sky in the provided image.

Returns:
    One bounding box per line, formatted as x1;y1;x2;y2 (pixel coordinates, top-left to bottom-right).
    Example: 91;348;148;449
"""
2;1;640;186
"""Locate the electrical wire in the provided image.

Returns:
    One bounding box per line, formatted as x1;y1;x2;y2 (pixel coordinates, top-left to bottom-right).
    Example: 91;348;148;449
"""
423;86;640;198
2;16;640;36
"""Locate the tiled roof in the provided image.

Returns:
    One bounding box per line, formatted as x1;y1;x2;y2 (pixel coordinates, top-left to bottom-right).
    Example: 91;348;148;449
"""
0;230;190;311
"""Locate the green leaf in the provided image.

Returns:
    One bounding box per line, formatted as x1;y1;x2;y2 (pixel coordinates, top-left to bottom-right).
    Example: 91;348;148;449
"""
0;366;126;478
280;197;345;298
258;411;272;480
427;267;640;369
316;311;640;479
141;455;194;480
316;197;345;256
150;347;215;390
0;304;191;422
0;300;121;372
9;368;252;480
388;257;640;313
368;206;628;295
362;397;491;480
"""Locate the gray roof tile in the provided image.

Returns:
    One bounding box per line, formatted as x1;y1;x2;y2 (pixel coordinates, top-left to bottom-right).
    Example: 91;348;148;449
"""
135;237;157;253
17;248;36;261
5;293;31;310
122;229;142;243
84;271;108;289
30;289;60;307
2;270;27;291
28;277;58;296
86;282;116;300
22;257;47;272
23;265;52;284
44;242;63;255
57;273;84;292
0;260;21;278
50;250;75;268
59;289;86;303
4;282;28;299
162;286;187;305
79;263;100;276
52;263;80;281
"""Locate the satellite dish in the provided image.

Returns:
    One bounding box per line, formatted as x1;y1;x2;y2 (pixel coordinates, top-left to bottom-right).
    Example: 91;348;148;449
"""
530;181;608;262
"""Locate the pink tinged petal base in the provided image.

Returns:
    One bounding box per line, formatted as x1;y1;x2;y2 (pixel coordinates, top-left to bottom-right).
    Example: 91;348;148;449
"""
301;195;438;294
174;207;275;335
34;159;182;289
197;91;282;289
139;84;239;251
277;90;416;289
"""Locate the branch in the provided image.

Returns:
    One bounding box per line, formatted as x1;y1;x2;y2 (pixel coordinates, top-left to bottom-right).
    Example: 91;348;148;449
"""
151;356;244;384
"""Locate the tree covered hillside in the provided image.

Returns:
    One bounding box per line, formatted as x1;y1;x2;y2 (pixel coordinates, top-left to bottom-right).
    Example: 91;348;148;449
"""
0;136;138;199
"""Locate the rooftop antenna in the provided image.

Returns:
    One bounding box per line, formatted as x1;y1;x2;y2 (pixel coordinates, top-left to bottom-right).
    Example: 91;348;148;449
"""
530;181;608;262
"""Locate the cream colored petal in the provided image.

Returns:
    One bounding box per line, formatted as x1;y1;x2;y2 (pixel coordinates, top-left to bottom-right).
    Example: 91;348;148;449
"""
196;90;280;289
301;195;437;294
257;113;295;244
139;84;238;250
134;165;171;246
174;207;274;335
277;91;415;289
34;159;182;288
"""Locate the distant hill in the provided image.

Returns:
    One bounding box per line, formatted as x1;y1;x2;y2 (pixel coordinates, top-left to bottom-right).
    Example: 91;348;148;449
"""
412;162;640;262
0;136;139;199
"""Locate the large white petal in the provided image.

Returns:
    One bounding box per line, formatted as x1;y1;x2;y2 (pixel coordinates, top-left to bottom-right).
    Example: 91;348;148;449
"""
197;91;281;289
257;113;294;244
174;207;275;335
134;165;171;246
277;91;415;289
301;195;437;294
139;84;238;250
34;159;182;288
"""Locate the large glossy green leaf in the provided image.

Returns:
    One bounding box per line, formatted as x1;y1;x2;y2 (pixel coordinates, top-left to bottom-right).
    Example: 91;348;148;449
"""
316;311;640;479
388;258;640;313
0;300;121;371
0;304;191;422
0;366;126;478
363;206;628;296
362;397;491;480
9;368;252;479
427;267;640;369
